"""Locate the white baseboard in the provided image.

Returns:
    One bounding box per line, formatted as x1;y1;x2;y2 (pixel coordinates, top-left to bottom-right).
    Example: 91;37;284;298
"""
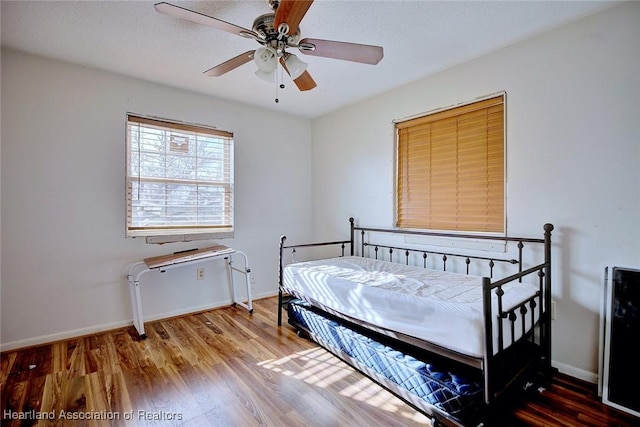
4;290;596;390
0;319;134;353
1;291;280;353
553;360;598;384
142;299;233;324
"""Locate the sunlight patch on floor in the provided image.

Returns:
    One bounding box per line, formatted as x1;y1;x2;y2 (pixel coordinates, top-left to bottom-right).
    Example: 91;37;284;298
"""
257;346;433;425
259;347;353;386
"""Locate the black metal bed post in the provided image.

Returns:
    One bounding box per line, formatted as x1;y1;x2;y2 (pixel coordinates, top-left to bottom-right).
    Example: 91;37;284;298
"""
482;277;495;405
278;235;286;326
517;241;524;282
542;223;554;373
349;217;355;256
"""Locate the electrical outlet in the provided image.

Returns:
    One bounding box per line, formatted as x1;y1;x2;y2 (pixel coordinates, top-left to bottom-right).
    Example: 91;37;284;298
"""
197;268;205;280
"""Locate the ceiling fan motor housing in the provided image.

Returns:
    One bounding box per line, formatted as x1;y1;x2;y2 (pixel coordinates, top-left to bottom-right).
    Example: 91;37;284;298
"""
253;13;300;51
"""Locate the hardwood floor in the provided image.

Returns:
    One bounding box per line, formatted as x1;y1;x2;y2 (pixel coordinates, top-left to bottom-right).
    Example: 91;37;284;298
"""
2;297;638;427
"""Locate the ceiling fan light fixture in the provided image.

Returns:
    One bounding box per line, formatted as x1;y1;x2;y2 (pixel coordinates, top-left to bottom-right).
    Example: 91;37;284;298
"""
254;46;277;72
255;68;276;83
284;53;308;79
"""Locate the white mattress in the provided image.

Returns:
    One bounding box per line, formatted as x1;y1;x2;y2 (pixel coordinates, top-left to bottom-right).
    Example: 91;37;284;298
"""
282;256;540;358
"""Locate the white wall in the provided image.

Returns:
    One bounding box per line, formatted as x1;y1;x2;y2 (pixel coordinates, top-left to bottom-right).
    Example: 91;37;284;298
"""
2;2;638;384
311;2;640;381
1;49;313;350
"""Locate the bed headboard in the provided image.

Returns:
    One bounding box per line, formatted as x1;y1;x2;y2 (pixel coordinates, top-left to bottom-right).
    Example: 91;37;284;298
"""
349;217;553;279
280;217;553;278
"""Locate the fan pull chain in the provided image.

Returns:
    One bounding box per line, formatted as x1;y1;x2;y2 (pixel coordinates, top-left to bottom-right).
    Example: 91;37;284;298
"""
274;61;285;103
274;64;279;103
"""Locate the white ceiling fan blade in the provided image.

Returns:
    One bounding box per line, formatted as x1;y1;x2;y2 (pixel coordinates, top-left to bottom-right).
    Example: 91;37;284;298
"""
204;51;255;77
155;2;258;39
299;38;383;65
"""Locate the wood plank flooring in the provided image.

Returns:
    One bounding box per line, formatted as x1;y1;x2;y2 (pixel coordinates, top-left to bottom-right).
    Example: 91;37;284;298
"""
2;297;638;426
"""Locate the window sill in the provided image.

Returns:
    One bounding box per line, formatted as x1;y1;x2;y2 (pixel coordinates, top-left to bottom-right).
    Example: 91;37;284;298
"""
140;232;234;244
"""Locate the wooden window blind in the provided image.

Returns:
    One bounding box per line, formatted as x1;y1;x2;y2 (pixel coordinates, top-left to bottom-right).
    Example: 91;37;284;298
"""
126;114;234;238
395;95;504;233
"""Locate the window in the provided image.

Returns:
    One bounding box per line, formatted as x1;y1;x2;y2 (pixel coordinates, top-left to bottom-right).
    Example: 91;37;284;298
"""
395;94;505;233
126;114;234;241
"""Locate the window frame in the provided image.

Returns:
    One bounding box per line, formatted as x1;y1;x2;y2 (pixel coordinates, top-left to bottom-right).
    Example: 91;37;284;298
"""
125;113;234;243
393;93;506;235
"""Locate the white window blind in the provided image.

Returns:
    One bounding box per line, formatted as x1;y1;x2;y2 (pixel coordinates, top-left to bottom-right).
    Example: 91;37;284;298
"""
126;114;234;238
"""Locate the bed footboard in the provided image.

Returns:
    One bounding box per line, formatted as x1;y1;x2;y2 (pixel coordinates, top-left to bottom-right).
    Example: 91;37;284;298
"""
482;222;554;403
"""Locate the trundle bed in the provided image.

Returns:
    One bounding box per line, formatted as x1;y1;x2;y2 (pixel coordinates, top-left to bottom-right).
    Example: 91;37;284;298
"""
278;218;554;426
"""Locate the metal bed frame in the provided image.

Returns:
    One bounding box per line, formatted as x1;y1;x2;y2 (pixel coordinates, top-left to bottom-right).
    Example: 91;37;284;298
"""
277;218;554;425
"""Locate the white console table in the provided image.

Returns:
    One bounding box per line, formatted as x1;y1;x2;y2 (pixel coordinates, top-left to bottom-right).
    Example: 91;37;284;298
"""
127;245;253;338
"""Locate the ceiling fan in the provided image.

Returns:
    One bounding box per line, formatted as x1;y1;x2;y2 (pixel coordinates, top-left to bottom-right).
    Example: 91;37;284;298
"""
154;0;384;95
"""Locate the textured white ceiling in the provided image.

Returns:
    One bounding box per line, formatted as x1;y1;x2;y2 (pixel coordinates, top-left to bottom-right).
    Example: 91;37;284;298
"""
1;0;619;118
